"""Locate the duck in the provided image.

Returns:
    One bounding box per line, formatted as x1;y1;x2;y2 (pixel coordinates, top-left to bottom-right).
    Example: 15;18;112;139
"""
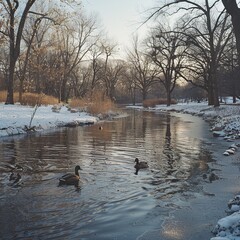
134;158;149;169
9;172;21;184
59;165;82;185
134;158;149;174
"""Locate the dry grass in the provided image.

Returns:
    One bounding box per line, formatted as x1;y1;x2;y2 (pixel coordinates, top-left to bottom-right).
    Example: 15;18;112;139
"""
0;91;58;106
69;91;116;115
0;90;115;115
20;93;59;106
0;91;19;103
143;98;177;108
69;98;88;110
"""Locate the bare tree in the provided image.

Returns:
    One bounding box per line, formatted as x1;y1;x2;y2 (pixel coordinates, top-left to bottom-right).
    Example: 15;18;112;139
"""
218;36;240;102
104;60;125;100
147;25;187;106
88;43;105;93
18;9;55;102
69;65;91;98
178;11;232;105
127;36;159;101
57;14;99;102
0;0;37;104
146;0;232;106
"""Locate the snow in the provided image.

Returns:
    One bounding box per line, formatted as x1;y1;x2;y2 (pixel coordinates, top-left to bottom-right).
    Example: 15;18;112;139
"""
211;211;240;239
0;104;98;137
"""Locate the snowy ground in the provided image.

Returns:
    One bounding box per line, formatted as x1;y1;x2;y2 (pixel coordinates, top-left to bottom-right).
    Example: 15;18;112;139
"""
0;104;98;138
128;101;240;240
1;101;240;239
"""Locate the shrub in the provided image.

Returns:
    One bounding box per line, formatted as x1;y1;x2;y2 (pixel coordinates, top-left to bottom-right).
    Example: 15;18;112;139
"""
69;98;88;110
69;91;116;115
143;98;177;108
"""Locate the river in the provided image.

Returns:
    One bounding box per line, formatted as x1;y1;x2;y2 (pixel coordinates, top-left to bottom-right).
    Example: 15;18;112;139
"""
0;109;239;240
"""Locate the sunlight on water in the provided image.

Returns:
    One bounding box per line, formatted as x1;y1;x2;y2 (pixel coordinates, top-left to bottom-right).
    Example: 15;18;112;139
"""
0;109;216;239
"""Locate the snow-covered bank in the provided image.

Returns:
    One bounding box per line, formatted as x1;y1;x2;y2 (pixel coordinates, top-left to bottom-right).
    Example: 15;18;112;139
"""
128;102;240;141
0;104;98;138
128;102;240;240
211;195;240;240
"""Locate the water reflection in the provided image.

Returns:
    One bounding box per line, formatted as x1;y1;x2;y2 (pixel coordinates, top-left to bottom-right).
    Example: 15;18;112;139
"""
164;114;175;174
0;109;215;239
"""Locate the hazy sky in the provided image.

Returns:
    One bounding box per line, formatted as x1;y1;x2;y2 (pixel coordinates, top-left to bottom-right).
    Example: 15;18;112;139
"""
82;0;156;56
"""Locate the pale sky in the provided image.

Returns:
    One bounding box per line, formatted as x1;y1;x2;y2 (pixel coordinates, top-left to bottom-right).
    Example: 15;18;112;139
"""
82;0;157;57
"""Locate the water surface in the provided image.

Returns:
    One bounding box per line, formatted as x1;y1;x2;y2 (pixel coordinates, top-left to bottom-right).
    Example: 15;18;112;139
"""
0;109;226;239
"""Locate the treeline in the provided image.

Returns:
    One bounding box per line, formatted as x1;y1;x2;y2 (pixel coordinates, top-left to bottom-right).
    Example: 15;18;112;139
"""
0;0;239;106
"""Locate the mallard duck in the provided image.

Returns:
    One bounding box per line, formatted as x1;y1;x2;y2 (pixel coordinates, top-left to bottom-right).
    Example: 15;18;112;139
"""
59;165;82;185
134;158;149;169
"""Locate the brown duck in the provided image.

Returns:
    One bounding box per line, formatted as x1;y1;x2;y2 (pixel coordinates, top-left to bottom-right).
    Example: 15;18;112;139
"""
59;165;82;185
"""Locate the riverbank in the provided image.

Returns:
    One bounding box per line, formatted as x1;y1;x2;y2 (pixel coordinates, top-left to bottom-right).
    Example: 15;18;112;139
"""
128;102;240;141
0;104;99;138
128;102;240;240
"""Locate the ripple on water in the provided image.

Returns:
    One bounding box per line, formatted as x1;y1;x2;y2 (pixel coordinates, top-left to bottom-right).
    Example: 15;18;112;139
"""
0;110;215;239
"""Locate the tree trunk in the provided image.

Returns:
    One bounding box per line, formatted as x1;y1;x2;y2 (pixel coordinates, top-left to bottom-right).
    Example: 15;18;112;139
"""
19;78;24;103
5;0;36;104
166;91;171;106
207;85;214;105
5;3;16;105
166;79;171;106
233;95;236;103
142;89;147;101
6;63;15;104
222;0;240;67
212;73;220;107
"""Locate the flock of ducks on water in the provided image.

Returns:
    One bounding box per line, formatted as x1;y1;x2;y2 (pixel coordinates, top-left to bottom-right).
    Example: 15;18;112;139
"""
56;135;240;186
8;125;238;187
58;158;149;186
58;126;149;185
7;157;149;187
6;125;149;187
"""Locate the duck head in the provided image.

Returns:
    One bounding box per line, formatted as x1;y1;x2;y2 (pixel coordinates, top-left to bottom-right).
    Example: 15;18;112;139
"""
135;158;139;164
75;165;82;175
